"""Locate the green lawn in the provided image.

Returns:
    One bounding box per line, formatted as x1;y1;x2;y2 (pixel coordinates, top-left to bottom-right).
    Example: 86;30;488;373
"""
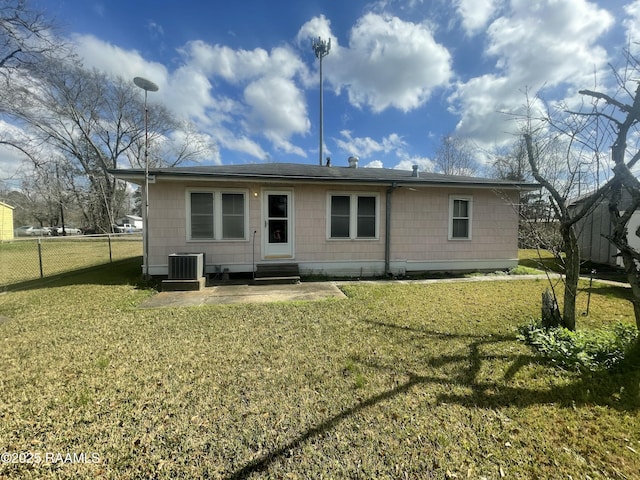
0;236;142;287
0;259;638;479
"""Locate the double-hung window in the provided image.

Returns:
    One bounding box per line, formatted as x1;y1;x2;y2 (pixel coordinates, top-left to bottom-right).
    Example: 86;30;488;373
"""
449;195;472;240
188;190;247;241
328;193;378;239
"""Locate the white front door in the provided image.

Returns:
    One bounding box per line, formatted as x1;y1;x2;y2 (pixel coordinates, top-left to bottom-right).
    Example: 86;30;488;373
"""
263;190;293;259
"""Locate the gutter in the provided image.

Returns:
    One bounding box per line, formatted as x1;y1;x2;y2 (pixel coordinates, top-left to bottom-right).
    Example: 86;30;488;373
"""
107;169;539;191
385;183;398;276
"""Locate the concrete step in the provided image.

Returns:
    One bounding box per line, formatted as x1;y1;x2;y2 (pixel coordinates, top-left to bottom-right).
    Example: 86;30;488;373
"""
254;263;300;284
162;277;206;291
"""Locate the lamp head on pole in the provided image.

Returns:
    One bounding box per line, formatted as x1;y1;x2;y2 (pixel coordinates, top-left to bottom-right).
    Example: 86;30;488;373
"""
133;76;159;92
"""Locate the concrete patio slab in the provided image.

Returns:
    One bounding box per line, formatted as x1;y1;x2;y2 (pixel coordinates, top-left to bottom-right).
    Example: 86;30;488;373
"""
139;281;346;308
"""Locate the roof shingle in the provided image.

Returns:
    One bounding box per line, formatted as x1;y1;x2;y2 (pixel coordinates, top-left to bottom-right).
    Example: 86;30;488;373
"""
110;162;537;189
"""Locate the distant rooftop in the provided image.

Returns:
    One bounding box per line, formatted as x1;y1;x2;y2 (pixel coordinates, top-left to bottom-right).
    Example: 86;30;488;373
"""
110;162;538;190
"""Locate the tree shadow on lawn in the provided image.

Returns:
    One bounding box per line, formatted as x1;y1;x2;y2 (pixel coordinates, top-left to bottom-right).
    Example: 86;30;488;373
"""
2;257;149;292
583;283;634;302
227;318;639;479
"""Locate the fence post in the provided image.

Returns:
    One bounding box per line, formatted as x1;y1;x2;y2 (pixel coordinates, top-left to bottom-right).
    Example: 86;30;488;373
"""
37;238;44;279
108;234;113;263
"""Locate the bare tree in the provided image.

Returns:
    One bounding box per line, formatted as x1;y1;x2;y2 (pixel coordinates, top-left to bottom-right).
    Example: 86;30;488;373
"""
572;58;640;329
0;0;67;170
491;136;530;182
1;56;214;231
516;89;614;330
433;134;478;176
0;0;60;76
520;54;640;331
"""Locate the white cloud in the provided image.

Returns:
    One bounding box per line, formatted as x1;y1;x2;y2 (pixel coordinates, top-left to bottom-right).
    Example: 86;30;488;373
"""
298;13;452;113
335;130;407;159
69;34;312;161
71;34;169;90
180;41;310;157
243;76;310;152
335;13;452;112
394;157;434;172
624;0;640;54
456;0;501;35
216;130;267;160
184;41;271;82
296;14;336;51
0;143;31;188
450;0;613;148
363;159;384;168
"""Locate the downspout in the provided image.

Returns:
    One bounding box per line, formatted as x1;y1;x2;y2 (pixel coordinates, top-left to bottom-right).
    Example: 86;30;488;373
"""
385;183;397;276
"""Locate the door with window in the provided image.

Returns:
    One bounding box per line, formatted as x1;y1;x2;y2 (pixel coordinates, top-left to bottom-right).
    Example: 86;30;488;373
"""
263;191;293;258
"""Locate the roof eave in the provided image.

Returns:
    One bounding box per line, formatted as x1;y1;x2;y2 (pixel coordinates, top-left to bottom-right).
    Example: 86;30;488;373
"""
108;169;538;190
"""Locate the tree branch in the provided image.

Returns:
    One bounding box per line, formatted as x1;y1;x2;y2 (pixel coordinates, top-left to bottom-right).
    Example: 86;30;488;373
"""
579;89;632;113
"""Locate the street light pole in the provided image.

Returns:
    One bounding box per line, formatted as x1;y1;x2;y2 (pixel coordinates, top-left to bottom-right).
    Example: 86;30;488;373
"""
312;37;331;166
133;76;159;280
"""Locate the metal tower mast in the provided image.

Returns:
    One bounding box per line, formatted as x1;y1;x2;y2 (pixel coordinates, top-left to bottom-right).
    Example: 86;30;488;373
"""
312;37;331;166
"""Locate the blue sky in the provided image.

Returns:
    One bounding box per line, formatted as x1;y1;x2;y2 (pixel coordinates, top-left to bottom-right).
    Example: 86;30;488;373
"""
5;0;638;176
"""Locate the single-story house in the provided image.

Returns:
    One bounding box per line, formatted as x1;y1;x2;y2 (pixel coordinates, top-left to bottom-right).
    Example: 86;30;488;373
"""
0;201;15;241
116;215;143;230
110;160;536;278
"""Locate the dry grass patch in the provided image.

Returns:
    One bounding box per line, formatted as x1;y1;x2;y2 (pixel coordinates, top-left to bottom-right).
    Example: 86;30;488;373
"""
0;263;638;479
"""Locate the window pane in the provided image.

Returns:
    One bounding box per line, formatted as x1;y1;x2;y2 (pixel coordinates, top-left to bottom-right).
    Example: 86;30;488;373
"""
269;219;287;243
358;196;375;215
222;193;244;215
357;196;376;238
331;217;350;238
223;217;244;239
452;219;469;238
268;195;287;218
331;196;350;215
454;199;468;218
221;193;245;239
357;217;375;237
191;192;213;214
331;196;350;238
191;192;213;239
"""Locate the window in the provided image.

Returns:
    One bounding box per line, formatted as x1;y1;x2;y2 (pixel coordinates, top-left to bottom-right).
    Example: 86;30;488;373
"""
328;193;378;239
357;196;376;238
330;196;351;238
190;192;214;239
449;196;472;240
187;190;247;241
221;193;245;239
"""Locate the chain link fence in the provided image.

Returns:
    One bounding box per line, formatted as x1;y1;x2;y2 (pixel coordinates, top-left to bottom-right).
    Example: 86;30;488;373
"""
0;234;142;289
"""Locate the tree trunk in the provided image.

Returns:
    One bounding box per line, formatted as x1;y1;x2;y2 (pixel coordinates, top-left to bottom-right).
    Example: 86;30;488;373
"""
561;225;579;331
611;235;640;330
541;288;562;328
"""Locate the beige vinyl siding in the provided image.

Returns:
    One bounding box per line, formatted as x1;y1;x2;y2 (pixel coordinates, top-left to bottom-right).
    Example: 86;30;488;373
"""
146;180;519;275
389;188;518;262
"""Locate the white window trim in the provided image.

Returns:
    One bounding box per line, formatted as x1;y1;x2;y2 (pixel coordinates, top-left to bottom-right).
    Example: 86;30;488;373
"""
448;195;473;240
326;192;380;240
186;188;249;242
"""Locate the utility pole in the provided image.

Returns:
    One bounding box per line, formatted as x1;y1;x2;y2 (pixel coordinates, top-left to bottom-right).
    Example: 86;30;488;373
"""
133;76;159;280
312;37;331;166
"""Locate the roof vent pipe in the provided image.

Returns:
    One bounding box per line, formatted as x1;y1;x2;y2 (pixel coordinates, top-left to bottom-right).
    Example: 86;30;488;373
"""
348;156;359;168
412;165;419;177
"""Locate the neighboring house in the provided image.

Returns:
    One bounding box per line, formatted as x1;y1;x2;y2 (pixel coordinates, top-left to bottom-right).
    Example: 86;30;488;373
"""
116;215;143;230
110;161;536;278
0;201;15;241
571;190;639;267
